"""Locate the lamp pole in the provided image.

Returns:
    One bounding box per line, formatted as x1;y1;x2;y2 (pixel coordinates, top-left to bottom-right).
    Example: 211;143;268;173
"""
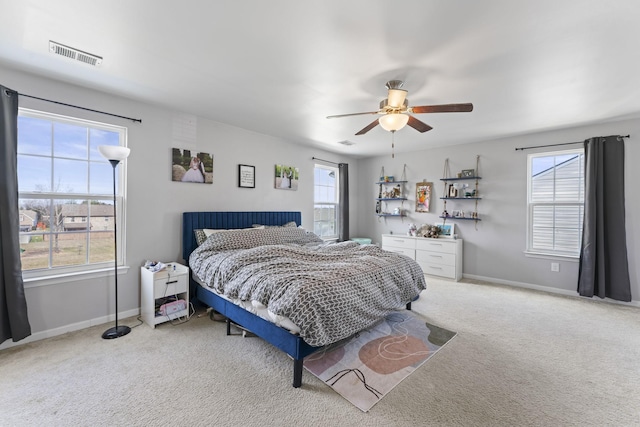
99;145;131;340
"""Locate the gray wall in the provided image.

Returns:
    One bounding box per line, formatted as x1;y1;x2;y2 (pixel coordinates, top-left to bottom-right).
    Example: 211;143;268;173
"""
0;64;359;345
2;62;638;347
354;120;639;302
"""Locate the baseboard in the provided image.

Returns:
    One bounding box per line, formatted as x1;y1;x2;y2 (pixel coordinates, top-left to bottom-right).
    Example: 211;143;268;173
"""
463;273;640;308
0;308;140;351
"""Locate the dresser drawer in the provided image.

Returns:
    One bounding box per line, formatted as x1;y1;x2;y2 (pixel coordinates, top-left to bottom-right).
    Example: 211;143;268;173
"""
415;250;456;267
417;262;457;279
415;239;457;254
382;235;417;250
382;247;416;258
153;274;188;298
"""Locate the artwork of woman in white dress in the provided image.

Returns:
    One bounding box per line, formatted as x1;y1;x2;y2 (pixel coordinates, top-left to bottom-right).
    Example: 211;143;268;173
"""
171;148;213;184
274;164;298;190
182;157;205;182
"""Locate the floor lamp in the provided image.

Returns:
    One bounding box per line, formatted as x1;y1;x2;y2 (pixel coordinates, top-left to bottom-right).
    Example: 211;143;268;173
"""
98;145;131;339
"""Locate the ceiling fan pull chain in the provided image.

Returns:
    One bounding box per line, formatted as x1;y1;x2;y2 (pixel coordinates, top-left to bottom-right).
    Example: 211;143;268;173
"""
391;131;395;158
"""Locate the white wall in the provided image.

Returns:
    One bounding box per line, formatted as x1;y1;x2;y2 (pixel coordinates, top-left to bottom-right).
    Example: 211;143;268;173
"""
0;64;359;342
354;120;639;302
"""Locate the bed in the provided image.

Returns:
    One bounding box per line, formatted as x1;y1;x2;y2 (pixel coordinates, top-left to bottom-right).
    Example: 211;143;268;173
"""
182;211;425;387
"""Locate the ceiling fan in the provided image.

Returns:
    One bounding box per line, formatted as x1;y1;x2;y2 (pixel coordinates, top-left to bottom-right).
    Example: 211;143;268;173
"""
326;80;473;135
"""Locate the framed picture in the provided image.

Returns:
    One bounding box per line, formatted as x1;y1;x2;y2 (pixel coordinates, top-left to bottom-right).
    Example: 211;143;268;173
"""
238;164;255;188
415;182;432;213
436;222;455;238
274;164;299;190
171;148;214;184
448;184;458;197
461;169;475;178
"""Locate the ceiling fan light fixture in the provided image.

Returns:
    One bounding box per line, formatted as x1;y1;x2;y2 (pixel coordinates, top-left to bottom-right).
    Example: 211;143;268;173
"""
387;89;407;108
379;113;409;132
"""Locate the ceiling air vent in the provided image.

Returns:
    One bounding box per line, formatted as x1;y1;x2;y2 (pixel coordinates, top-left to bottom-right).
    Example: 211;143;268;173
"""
337;140;355;146
49;41;103;66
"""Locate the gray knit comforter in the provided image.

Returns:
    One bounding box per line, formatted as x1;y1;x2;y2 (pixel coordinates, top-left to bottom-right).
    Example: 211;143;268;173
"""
189;227;426;346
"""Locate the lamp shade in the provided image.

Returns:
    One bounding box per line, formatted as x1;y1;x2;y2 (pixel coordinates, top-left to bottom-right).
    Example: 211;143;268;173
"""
98;145;130;161
378;113;409;132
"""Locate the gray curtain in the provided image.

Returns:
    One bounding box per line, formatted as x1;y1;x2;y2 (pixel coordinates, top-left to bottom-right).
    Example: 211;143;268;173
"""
338;163;349;241
577;136;631;301
0;85;31;344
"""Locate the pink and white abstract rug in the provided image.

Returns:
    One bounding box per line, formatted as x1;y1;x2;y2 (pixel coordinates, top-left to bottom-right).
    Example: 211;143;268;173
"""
304;311;456;412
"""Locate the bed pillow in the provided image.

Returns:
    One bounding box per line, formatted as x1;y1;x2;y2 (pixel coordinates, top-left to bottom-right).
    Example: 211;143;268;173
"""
252;221;298;229
195;226;265;246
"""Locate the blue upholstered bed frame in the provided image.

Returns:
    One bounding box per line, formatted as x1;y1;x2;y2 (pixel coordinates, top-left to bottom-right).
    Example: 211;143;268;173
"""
182;211;320;387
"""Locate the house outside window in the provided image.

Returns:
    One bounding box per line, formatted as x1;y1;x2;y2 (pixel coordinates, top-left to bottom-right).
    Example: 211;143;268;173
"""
314;164;339;240
17;108;128;278
527;149;584;257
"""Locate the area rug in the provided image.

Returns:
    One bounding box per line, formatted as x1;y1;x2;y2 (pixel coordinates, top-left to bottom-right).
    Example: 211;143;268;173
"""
303;311;456;412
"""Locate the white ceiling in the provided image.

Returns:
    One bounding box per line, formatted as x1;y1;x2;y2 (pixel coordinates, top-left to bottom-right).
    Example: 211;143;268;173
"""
2;0;640;158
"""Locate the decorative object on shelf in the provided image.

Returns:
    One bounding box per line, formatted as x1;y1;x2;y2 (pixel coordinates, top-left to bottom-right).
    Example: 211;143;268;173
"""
416;224;440;238
376;165;408;219
97;144;131;340
275;164;298;190
415;181;432;212
448;184;457;197
440;156;482;228
408;223;418;236
435;222;455;238
172;147;214;184
238;164;255;188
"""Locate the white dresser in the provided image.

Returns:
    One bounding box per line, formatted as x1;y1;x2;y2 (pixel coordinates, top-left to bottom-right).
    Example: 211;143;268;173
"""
381;234;463;281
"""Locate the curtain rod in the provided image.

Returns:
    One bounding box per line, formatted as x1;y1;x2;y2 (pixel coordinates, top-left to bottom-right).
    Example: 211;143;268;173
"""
312;156;340;165
18;93;142;123
515;135;630;151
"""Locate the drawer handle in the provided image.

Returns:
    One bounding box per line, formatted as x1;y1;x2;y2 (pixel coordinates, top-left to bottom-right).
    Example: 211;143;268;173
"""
166;280;178;284
393;239;405;243
430;255;443;258
428;266;442;270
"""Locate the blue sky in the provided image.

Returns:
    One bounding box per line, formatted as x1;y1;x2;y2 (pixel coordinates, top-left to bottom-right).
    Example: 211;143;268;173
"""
17;115;120;196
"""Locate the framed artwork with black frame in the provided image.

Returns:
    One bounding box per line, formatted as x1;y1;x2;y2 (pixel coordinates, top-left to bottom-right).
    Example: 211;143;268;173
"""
238;164;255;188
448;184;458;197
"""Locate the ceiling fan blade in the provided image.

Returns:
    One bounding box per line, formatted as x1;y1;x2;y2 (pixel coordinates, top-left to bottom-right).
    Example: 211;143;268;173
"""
407;116;433;133
355;119;380;135
410;103;474;114
326;111;379;119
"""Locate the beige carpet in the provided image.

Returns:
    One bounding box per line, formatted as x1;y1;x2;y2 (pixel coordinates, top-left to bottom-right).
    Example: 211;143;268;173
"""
1;278;639;426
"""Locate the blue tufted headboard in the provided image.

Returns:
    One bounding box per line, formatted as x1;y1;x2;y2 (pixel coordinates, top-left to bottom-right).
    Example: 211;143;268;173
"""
182;211;302;262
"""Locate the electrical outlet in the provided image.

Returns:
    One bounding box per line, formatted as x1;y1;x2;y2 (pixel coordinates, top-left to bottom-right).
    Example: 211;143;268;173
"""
551;262;560;272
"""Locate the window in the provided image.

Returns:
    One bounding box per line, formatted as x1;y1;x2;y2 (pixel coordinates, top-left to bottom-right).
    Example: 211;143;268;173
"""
527;149;584;257
314;164;339;239
17;109;128;278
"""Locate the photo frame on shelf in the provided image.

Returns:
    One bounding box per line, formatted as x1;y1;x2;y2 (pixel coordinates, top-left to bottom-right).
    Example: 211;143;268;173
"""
415;181;432;212
448;184;457;197
461;169;475;177
436;222;455;238
238;164;255;188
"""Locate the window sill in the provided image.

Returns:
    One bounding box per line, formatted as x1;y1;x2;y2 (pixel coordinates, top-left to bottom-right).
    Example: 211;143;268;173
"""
23;265;131;289
523;251;579;262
